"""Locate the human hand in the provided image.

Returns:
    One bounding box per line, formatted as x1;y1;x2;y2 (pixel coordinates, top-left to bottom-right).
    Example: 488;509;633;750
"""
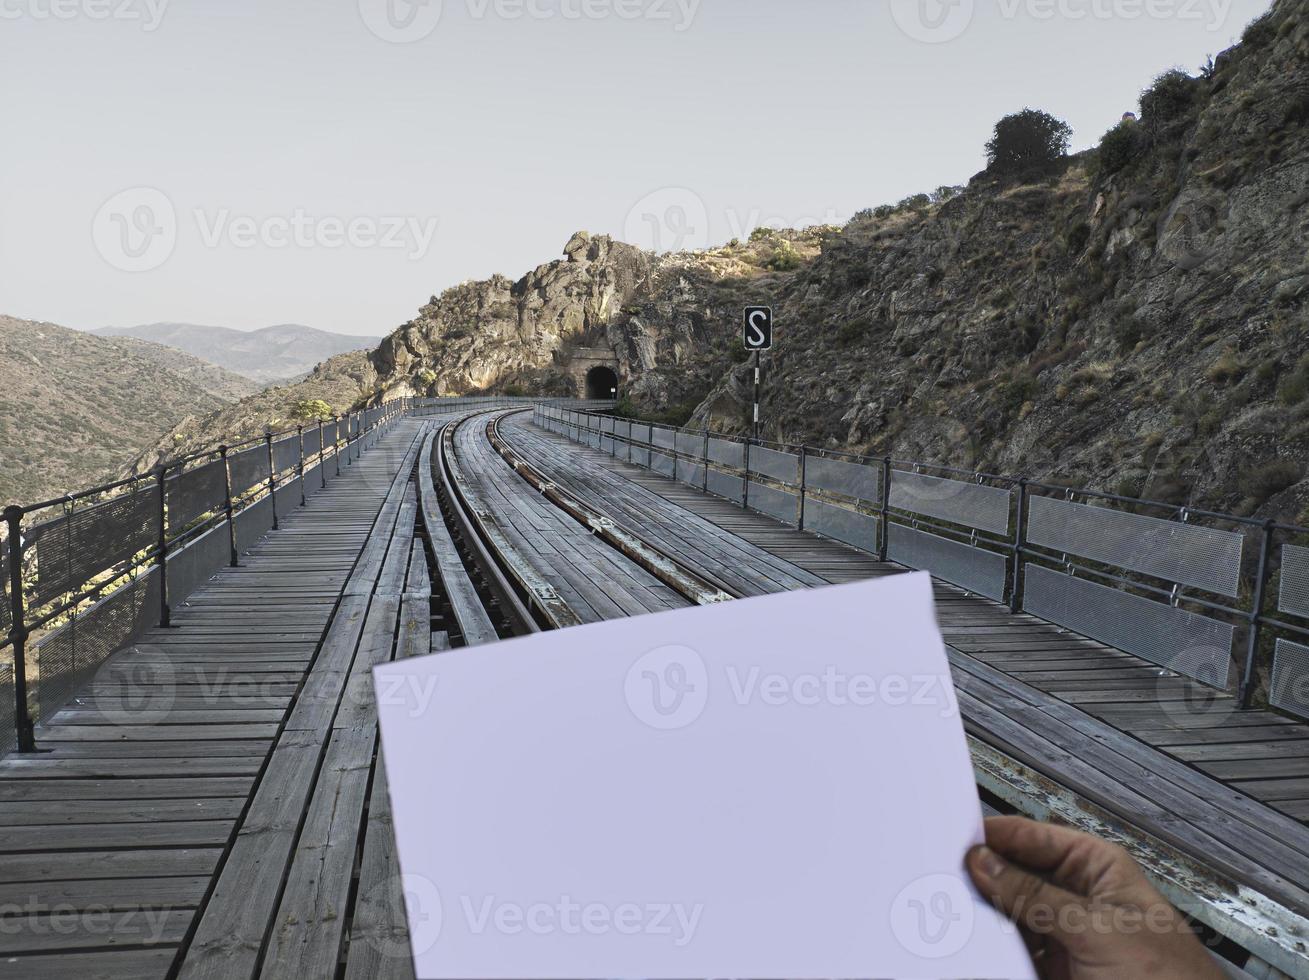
966;816;1227;980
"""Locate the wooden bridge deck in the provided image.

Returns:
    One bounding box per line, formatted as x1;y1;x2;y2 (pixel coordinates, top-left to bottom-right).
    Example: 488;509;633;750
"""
498;412;1309;952
5;406;1309;977
0;419;430;980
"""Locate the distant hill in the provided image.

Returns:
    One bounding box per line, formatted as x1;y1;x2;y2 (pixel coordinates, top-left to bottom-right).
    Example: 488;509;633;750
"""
94;322;377;384
0;316;257;505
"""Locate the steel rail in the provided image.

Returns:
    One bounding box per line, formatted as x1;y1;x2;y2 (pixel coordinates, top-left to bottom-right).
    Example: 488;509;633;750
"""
487;410;739;606
418;422;538;642
437;413;582;631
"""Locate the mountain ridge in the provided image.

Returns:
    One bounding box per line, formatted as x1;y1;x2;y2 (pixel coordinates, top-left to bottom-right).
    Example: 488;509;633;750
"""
0;315;261;505
93;322;377;384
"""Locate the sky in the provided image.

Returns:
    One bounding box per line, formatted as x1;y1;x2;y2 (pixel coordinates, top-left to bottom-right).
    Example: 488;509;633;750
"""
1;0;1273;337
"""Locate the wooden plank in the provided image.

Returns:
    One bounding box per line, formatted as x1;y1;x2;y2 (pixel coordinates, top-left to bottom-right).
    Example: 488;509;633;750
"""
0;908;190;956
0;948;179;980
343;761;416;980
0;850;220;884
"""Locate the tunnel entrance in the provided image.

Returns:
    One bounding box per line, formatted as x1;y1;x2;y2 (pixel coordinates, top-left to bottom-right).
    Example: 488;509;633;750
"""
585;366;619;401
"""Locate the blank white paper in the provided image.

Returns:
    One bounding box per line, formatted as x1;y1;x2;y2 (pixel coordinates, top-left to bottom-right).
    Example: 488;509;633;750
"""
374;571;1036;979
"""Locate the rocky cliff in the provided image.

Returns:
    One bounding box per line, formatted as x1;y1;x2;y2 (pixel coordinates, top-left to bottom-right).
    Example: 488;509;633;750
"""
690;0;1309;522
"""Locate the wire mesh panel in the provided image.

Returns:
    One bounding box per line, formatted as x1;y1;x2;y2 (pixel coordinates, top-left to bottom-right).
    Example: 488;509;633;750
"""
652;428;676;451
1027;496;1244;597
807;456;880;503
750;446;799;486
234;496;275;555
807;499;878;553
1281;544;1309;619
0;654;14;758
888;471;1011;536
677;459;705;488
302;427;322;458
1022;563;1234;687
34;571;159;726
29;490;158;609
600;436;615;455
323;420;339;449
229;446;271;495
600;416;615;434
631;424;652;446
613;420;631;444
651;451;675;478
747;482;798;524
888;524;1007;601
272;436;300;474
1270;638;1309;719
676;431;702;459
166;460;226;534
707;468;743;504
166;524;231;604
707;437;744;470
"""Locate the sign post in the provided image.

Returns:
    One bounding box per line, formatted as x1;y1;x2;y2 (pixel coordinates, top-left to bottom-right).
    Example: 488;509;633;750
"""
743;306;773;440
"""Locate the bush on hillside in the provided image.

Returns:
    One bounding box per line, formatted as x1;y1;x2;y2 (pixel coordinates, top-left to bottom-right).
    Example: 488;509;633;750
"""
985;109;1072;174
292;398;334;422
1097;121;1144;175
1140;69;1200;133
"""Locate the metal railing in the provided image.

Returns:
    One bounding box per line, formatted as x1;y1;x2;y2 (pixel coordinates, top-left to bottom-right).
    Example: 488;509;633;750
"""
0;398;411;756
410;396;616;417
534;405;1309;722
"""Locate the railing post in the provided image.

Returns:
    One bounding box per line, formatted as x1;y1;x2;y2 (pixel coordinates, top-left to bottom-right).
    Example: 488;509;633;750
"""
334;417;343;477
878;456;892;562
346;414;354;466
318;419;327;489
265;432;279;531
742;438;752;512
703;429;710;492
220;446;238;567
1239;520;1277;708
297;425;307;507
1009;478;1029;614
4;505;37;753
797;445;808;530
155;465;171;628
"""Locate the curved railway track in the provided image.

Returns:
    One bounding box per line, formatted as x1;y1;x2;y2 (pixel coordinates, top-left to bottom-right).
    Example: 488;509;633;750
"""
446;407;1309;978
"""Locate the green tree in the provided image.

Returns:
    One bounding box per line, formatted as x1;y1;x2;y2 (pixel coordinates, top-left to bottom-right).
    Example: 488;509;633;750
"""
985;109;1073;174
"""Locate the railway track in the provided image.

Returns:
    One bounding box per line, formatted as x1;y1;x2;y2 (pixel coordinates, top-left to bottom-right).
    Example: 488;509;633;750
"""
451;407;1309;978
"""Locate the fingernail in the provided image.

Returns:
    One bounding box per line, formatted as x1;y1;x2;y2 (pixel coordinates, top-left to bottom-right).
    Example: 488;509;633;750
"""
976;846;1007;878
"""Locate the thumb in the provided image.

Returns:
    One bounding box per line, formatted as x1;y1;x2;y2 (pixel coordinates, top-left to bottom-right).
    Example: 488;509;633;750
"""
967;845;1087;939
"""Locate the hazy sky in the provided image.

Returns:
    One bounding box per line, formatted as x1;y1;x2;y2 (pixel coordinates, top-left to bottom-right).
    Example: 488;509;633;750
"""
2;0;1271;336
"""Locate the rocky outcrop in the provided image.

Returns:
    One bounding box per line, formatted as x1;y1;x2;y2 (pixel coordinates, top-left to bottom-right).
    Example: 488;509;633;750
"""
686;2;1309;522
